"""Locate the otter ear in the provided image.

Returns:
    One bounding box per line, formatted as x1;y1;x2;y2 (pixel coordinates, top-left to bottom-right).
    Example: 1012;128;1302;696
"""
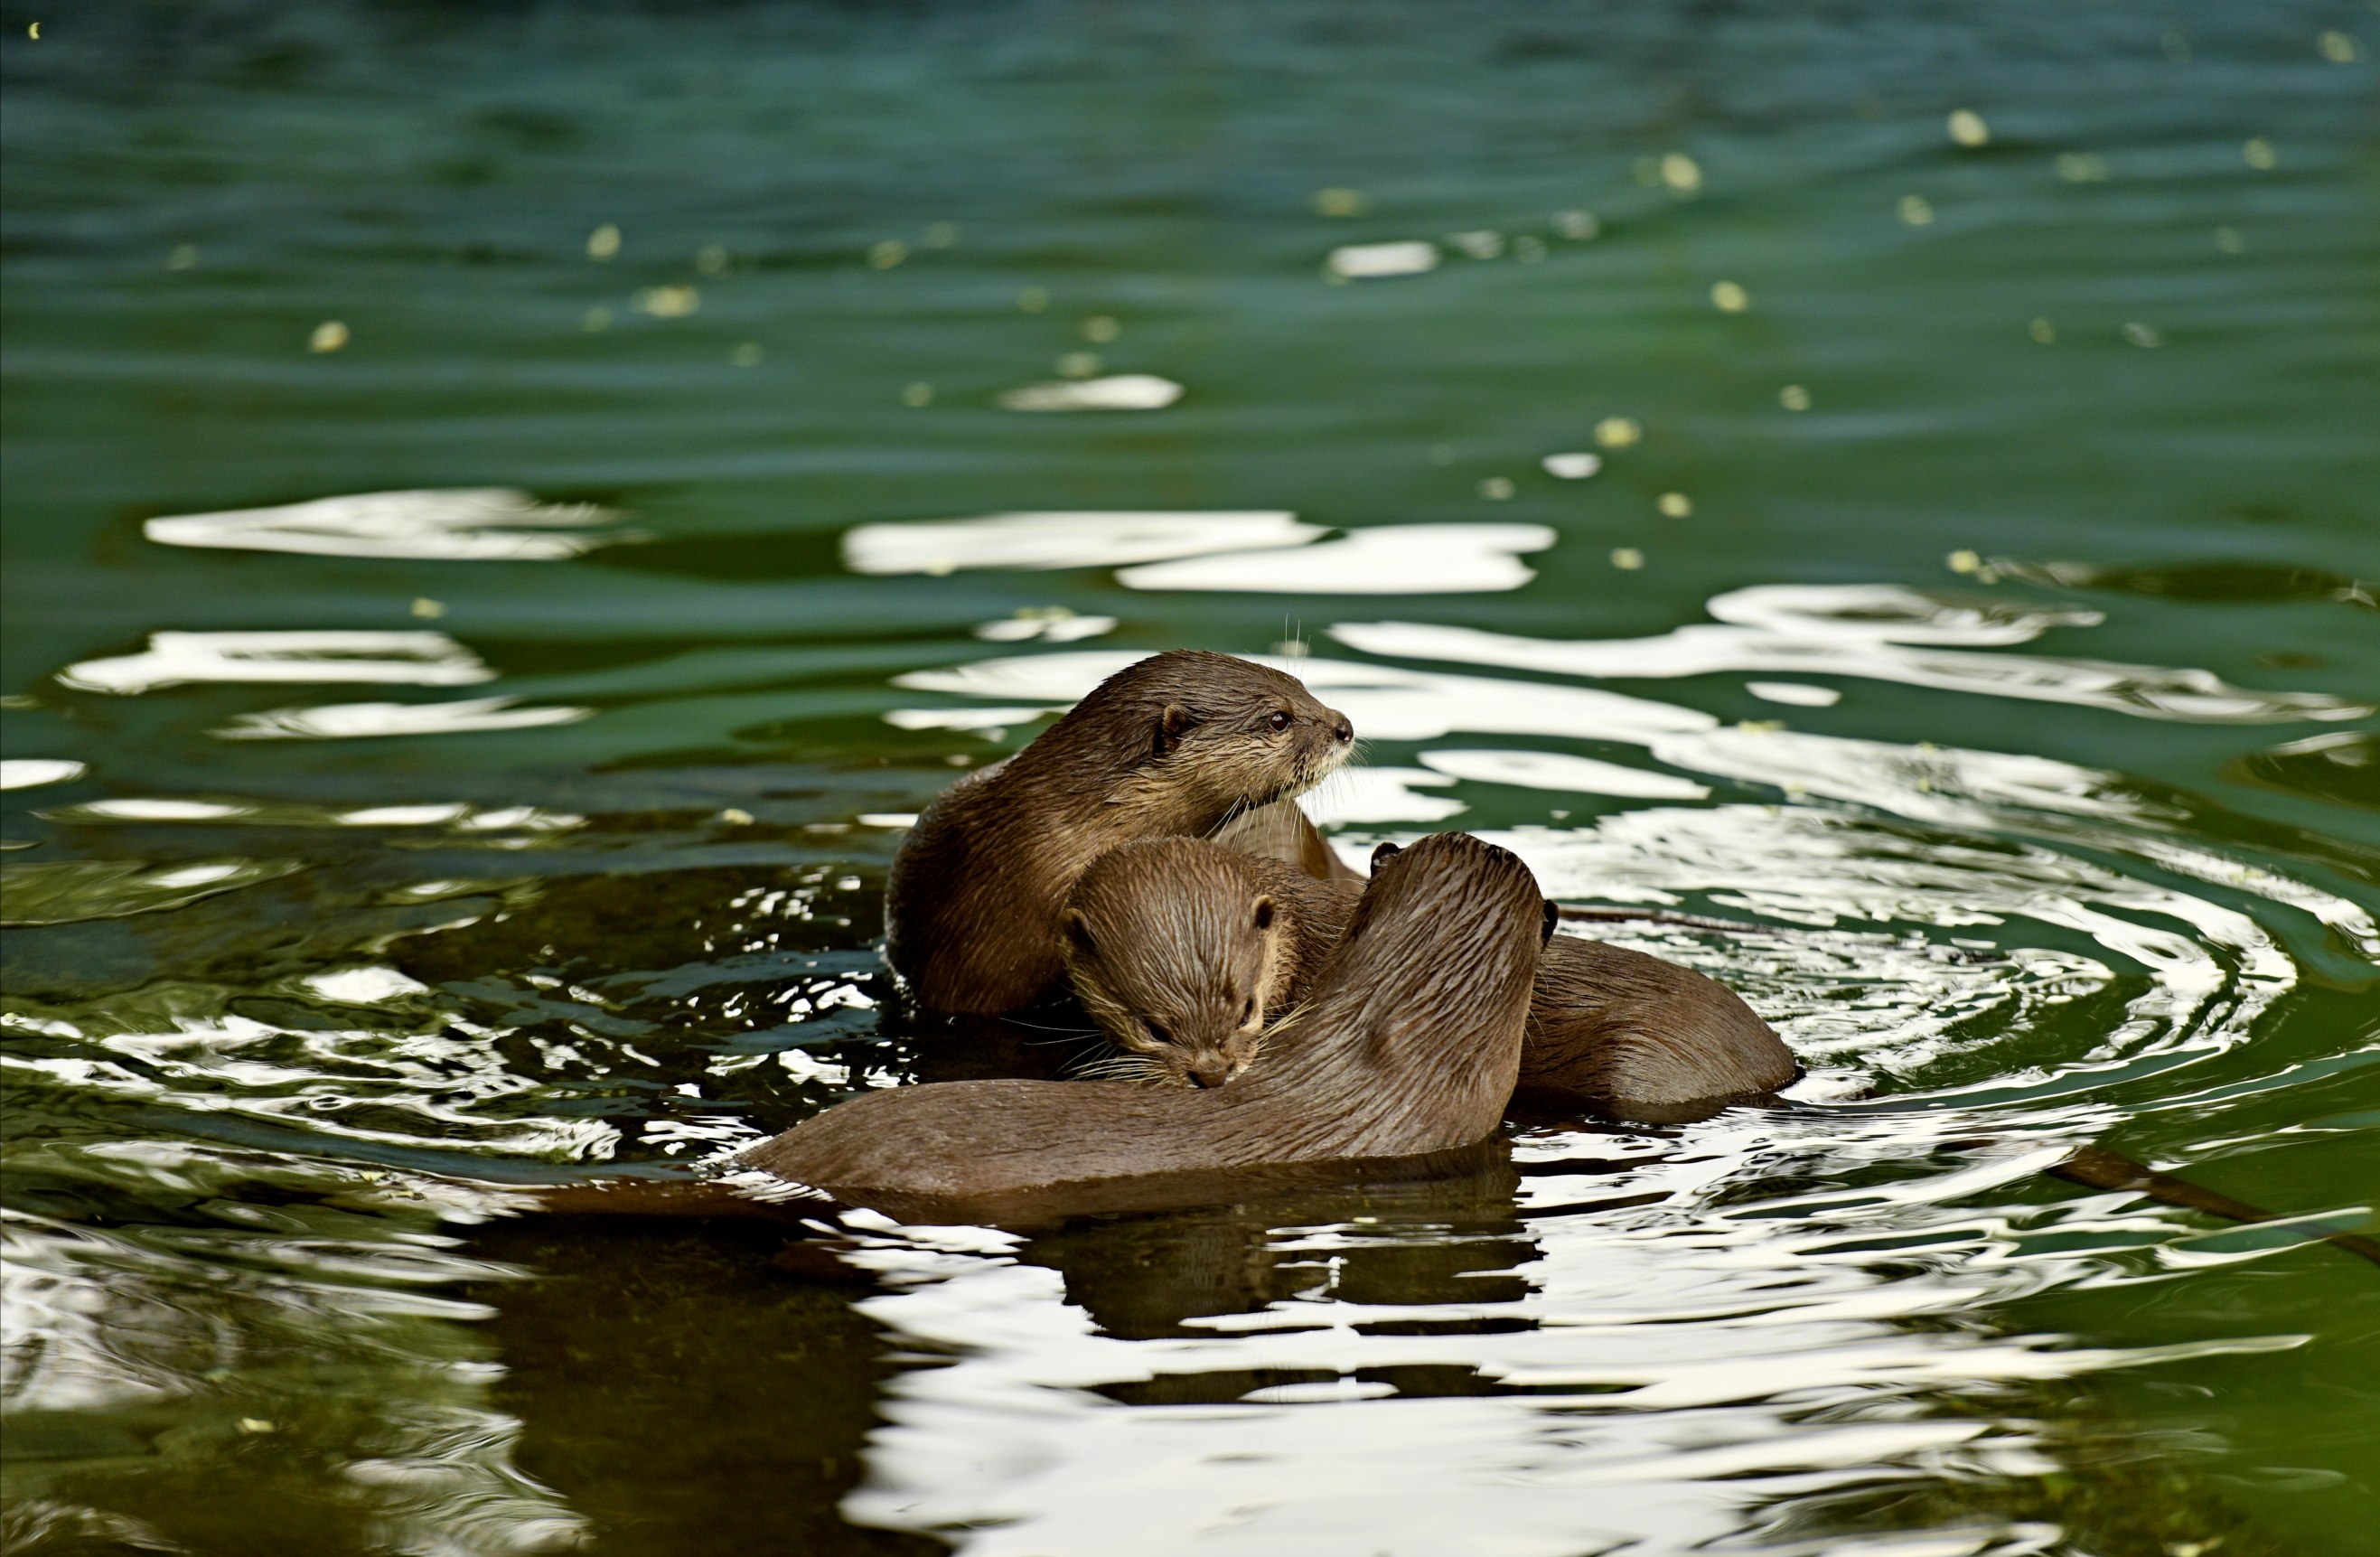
1252;895;1277;933
1370;841;1402;873
1060;908;1096;958
1153;703;1196;758
1541;898;1560;947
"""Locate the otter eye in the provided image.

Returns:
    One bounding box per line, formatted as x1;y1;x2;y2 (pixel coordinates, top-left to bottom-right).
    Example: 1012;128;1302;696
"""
1241;998;1255;1024
1267;709;1291;732
1145;1019;1172;1047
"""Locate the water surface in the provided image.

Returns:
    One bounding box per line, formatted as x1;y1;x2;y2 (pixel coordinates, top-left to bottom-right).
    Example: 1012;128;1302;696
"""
5;4;2377;1554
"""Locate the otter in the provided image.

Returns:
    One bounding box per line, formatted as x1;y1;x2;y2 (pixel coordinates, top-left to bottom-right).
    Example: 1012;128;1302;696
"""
740;831;1548;1213
1059;838;1798;1118
884;651;1354;1015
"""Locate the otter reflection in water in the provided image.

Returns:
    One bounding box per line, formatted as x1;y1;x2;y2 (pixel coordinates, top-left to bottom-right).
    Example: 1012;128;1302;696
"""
737;831;1546;1220
884;649;1354;1016
1061;837;1798;1119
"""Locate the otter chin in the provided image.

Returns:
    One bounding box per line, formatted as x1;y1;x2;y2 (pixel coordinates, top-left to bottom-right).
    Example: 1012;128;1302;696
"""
883;650;1354;1016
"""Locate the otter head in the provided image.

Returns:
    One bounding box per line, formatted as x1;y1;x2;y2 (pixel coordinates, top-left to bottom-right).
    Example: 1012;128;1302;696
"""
1060;839;1286;1088
1061;651;1354;830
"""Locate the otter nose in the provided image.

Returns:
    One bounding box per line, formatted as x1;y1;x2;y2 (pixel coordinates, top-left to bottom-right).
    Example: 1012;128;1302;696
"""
1186;1062;1231;1089
1330;715;1353;744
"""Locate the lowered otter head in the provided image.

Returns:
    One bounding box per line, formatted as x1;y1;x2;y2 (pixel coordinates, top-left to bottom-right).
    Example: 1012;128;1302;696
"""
1062;839;1286;1088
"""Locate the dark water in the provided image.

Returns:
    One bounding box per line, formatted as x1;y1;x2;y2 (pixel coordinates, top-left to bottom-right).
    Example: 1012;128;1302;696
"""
5;4;2377;1553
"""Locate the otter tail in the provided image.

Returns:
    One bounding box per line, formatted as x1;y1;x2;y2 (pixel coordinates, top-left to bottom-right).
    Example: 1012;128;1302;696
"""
2050;1145;2380;1269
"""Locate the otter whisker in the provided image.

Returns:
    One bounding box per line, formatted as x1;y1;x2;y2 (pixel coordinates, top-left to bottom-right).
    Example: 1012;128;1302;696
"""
1070;1052;1178;1086
1001;1016;1105;1036
1205;795;1253;842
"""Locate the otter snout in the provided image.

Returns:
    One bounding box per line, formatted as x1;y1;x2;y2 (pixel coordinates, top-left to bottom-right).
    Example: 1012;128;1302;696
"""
1184;1053;1237;1088
1327;710;1353;746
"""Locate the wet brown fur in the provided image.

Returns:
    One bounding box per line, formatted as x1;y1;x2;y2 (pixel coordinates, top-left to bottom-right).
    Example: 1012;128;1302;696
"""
883;651;1354;1014
1066;839;1798;1116
740;832;1544;1202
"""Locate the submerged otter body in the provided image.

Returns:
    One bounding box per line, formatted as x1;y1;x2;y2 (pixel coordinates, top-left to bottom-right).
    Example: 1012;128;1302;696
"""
741;831;1545;1208
1520;934;1795;1118
1064;838;1798;1117
884;650;1354;1015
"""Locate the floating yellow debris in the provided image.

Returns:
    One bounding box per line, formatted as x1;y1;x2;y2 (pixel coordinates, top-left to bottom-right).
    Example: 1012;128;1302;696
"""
632;286;698;317
1779;384;1811;411
1017;286;1049;313
1710;280;1749;313
1312;187;1367;217
2029;317;2057;344
1541;452;1600;479
1947;108;1990;146
410;598;445;619
2318;30;2360;62
730;342;763;367
1082;315;1120;342
1479;477;1515;501
1657;492;1692;519
1594;417;1642;449
2243;138;2276;170
2055;152;2109;183
1056;352;1101;379
903;382;934;407
1555;210;1599;239
586;224;621;260
1660;153;1702;192
2122;322;2163;348
1610;547;1644;570
867;239;907;269
309;320;349;353
720;809;755;826
1897;193;1935;226
1947;549;1982;574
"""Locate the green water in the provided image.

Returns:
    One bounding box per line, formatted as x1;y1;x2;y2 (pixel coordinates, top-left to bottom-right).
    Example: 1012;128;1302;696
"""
4;4;2376;1554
